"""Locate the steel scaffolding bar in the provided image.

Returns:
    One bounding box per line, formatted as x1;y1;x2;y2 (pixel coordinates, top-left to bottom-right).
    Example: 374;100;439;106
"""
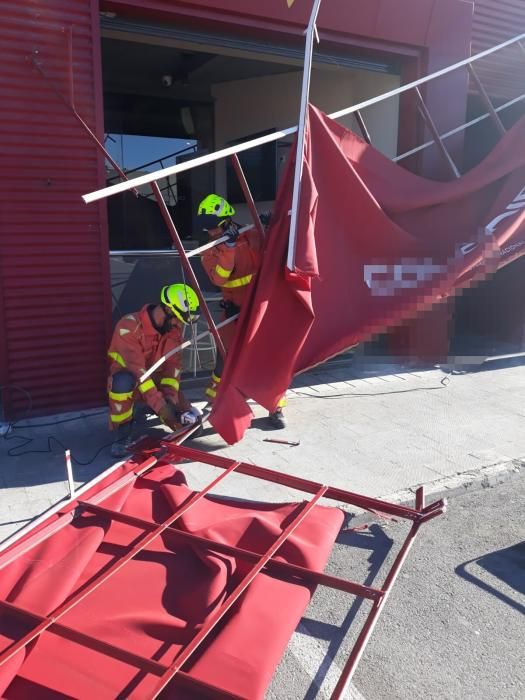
0;458;241;669
78;501;383;601
414;87;461;178
467;64;506;136
32;42;229;362
287;0;325;271
331;518;422;698
0;446;444;697
150;485;329;696
230;154;268;242
149;181;227;358
393;91;525;162
355;110;372;145
163;443;445;522
82;31;525;205
0;600;244;699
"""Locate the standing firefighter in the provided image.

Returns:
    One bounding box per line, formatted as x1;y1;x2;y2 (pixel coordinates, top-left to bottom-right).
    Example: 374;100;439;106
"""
107;283;202;456
197;194;286;429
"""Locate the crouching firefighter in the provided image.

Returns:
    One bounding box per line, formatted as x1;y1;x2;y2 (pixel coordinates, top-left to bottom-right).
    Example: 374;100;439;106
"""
107;283;203;457
197;194;286;429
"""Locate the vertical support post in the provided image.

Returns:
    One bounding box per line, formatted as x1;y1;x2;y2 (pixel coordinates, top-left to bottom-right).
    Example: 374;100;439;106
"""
331;522;421;699
415;485;424;512
415;87;461;179
230;154;267;241
467;65;506;136
355;110;372;144
64;450;75;499
150;183;226;359
287;0;325;271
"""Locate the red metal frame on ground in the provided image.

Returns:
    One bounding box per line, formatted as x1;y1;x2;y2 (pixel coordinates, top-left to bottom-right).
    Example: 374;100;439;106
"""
0;440;445;699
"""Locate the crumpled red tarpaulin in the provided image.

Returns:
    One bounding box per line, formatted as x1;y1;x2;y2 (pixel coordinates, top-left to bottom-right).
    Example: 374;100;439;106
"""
0;462;343;698
210;105;525;444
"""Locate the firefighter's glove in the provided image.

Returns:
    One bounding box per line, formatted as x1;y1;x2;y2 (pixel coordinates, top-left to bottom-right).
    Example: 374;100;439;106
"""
180;406;202;426
223;224;240;247
259;210;272;227
158;403;181;430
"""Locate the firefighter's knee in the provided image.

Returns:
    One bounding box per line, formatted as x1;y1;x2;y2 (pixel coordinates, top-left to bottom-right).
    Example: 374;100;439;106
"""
111;371;136;394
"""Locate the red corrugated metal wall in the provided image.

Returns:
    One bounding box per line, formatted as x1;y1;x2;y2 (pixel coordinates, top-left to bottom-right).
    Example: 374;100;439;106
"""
0;0;111;418
471;0;525;100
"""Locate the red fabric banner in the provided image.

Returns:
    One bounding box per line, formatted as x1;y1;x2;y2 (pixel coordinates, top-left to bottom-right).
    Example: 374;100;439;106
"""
210;105;525;444
0;462;343;698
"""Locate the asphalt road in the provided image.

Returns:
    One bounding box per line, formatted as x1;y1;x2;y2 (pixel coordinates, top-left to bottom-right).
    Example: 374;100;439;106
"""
269;475;525;700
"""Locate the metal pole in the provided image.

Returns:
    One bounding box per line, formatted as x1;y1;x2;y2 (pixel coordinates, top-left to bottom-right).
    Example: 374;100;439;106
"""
415;87;461;178
355;110;372;144
31;55;139;197
150;183;226;359
330;522;422;699
64;450;75;499
82;31;525;204
140;314;238;383
151;486;329;696
394;91;525;163
32;46;226;362
230;154;267;241
287;0;325;271
467;64;506;136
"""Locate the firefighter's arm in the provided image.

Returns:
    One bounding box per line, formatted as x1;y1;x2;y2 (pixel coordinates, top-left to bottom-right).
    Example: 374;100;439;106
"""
110;327;168;415
201;244;236;287
158;340;192;412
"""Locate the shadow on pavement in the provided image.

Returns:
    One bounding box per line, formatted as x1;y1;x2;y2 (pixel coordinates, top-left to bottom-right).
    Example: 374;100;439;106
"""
456;542;525;615
300;523;394;700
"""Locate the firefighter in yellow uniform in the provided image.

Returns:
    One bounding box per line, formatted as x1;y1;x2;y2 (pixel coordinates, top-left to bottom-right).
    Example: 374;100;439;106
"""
107;283;202;456
197;194;286;429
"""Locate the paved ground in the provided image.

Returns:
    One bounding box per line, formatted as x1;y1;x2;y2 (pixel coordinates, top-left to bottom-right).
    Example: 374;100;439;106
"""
2;354;525;545
268;474;525;699
1;355;524;698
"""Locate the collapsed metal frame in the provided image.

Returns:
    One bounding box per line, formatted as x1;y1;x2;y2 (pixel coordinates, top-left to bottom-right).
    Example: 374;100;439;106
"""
0;439;445;699
83;26;525;381
2;14;519;694
83;27;525;271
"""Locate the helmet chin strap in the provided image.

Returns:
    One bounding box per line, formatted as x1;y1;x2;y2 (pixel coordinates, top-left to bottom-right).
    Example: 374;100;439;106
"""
155;305;176;334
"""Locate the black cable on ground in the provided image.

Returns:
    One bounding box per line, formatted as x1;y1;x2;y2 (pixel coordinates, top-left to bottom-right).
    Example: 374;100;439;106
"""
291;369;454;399
3;430;117;466
1;384;116;466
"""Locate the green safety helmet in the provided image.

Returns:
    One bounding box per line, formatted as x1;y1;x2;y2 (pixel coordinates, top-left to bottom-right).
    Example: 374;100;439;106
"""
160;284;200;325
196;194;235;231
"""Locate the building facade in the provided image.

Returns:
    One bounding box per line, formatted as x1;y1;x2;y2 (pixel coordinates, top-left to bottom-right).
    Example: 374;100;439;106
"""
3;0;518;418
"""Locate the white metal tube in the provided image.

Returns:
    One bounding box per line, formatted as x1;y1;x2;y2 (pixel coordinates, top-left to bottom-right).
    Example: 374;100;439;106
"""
83;129;296;204
82;31;525;206
186;224;254;258
394;91;525;162
287;0;325;271
139;314;239;383
0;456;128;554
64;449;75;499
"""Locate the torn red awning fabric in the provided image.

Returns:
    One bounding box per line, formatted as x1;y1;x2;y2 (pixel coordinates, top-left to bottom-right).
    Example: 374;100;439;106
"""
0;462;343;698
210;105;525;444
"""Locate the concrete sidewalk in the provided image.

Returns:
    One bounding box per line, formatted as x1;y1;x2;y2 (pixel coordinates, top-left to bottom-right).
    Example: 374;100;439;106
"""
2;355;525;544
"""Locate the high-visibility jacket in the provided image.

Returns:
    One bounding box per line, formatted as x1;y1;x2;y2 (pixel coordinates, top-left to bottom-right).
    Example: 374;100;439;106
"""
107;305;190;419
201;226;264;308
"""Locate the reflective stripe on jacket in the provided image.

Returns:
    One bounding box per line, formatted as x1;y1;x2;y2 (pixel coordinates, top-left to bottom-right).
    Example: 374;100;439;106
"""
201;226;264;307
107;306;189;415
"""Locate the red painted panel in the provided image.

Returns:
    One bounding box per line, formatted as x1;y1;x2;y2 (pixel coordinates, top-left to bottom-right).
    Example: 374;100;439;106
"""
0;0;110;418
471;0;525;100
